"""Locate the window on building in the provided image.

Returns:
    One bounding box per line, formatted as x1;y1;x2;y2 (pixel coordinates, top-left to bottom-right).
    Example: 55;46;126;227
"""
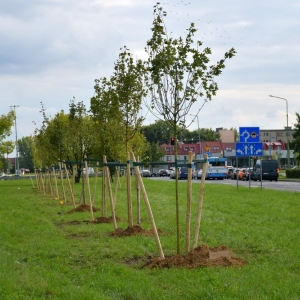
166;147;170;152
263;133;269;137
167;156;171;161
190;147;194;151
213;146;219;150
184;147;188;151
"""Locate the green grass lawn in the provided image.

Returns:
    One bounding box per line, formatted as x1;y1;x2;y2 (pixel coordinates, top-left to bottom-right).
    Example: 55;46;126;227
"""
1;177;300;299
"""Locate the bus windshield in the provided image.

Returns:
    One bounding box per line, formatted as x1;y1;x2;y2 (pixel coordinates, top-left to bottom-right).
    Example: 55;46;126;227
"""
208;157;227;167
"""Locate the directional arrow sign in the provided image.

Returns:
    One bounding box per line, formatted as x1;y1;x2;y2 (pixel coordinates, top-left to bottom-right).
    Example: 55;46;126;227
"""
239;127;260;143
236;142;263;156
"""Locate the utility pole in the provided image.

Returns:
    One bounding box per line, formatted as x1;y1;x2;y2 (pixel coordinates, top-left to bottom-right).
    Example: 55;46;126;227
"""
9;105;20;177
269;95;290;168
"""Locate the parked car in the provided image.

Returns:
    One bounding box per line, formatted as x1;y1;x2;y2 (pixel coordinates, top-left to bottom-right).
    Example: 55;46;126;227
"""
169;169;175;179
140;170;151;177
169;167;197;179
230;168;240;180
178;167;188;179
0;175;14;180
82;167;94;175
157;169;170;177
226;167;235;179
242;168;254;181
238;169;246;180
197;169;203;179
151;171;159;177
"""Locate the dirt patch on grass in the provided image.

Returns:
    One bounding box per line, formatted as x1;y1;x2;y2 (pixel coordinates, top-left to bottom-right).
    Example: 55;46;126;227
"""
141;244;247;268
66;204;99;214
90;216;122;224
109;225;162;237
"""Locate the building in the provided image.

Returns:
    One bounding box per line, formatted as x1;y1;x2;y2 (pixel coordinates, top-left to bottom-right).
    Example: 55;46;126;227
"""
159;128;296;168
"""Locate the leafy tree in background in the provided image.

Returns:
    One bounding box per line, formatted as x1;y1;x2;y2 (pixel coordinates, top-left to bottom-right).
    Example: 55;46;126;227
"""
0;110;15;170
291;112;300;165
34;100;95;183
181;128;220;142
0;140;14;172
34;103;70;168
141;120;172;144
17;136;34;172
144;3;236;254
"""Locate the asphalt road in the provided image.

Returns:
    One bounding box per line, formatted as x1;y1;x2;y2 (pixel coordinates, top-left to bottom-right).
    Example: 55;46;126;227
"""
151;177;300;193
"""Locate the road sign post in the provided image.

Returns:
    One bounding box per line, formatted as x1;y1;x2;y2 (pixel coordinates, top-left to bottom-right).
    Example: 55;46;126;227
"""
236;127;261;190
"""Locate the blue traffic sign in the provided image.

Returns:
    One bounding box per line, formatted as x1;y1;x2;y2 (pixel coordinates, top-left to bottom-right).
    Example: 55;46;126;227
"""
236;142;263;157
239;127;260;143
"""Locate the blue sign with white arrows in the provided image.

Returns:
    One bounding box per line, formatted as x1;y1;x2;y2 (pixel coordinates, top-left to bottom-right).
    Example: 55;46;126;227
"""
236;142;263;157
239;127;260;143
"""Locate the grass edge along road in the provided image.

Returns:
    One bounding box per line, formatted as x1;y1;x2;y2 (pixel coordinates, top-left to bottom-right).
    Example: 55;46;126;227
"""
1;178;300;299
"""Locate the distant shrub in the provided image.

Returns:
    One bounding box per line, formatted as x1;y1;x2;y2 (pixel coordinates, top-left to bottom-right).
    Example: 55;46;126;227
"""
286;169;300;178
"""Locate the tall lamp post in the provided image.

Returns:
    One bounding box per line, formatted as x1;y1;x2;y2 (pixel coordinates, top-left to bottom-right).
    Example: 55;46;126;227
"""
190;114;202;158
9;105;20;176
269;95;290;168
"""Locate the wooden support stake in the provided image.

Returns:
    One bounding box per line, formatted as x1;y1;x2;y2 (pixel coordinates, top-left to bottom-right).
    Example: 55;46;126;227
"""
113;166;120;209
64;162;76;208
131;151;164;258
185;151;193;255
102;155;107;217
127;152;133;227
193;153;208;249
103;156;117;229
52;166;59;199
58;161;66;202
84;157;94;221
29;172;35;188
136;156;141;225
92;162;99;206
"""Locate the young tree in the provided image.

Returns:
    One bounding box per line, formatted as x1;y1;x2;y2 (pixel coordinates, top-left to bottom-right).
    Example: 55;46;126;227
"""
145;4;236;254
90;76;126;163
111;46;147;153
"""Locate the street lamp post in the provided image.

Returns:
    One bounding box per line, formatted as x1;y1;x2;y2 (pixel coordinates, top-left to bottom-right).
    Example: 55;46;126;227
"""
190;114;201;158
269;95;290;168
9;105;20;176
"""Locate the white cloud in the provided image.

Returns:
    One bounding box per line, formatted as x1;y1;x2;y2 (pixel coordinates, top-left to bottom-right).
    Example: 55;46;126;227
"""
1;0;300;144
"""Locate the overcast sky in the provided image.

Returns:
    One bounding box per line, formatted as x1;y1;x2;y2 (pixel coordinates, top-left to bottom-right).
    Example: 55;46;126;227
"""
1;0;300;144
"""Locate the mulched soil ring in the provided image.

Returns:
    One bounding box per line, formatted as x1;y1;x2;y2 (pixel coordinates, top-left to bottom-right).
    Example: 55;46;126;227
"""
66;204;99;214
141;244;247;269
109;225;162;237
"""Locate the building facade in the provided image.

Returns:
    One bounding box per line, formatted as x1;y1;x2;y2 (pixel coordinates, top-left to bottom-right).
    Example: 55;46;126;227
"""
160;128;296;169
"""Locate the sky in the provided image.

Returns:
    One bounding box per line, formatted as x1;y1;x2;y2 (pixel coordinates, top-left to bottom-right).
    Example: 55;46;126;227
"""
1;0;300;145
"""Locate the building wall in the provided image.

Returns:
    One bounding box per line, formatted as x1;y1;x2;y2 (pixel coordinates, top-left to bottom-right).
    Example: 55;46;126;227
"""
219;130;235;143
260;128;294;143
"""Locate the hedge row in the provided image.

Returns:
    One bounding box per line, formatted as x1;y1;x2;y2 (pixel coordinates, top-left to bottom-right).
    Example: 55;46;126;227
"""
286;169;300;179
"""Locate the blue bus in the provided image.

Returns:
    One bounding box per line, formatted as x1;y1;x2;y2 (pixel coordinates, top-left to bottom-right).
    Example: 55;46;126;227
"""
208;157;227;167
